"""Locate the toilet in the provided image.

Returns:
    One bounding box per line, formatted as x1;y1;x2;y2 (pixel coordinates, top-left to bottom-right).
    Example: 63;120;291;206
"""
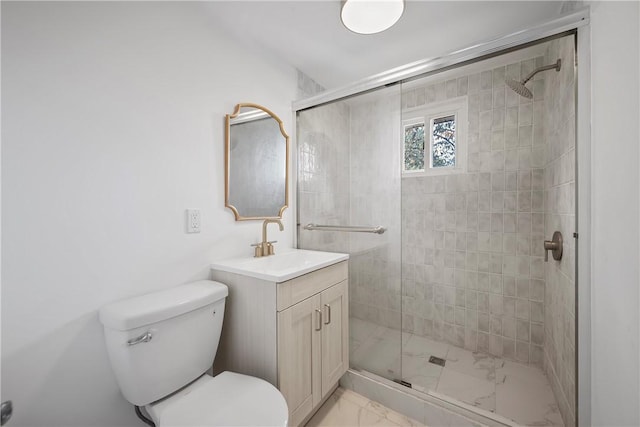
99;280;288;426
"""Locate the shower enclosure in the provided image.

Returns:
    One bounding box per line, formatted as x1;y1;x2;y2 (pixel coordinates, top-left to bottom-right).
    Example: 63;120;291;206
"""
297;34;577;427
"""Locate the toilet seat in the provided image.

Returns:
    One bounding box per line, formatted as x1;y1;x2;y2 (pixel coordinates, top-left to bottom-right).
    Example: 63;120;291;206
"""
146;372;288;427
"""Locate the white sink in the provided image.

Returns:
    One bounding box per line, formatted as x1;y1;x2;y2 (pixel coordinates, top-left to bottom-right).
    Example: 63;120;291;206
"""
211;249;349;282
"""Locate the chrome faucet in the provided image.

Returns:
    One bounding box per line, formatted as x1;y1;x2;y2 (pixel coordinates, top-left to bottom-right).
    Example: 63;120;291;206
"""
251;219;283;257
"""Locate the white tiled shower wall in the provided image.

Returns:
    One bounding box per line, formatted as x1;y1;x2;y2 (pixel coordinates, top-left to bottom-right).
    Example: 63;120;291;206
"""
296;71;353;253
399;55;549;367
298;86;404;332
347;89;403;330
543;36;576;427
297;99;351;254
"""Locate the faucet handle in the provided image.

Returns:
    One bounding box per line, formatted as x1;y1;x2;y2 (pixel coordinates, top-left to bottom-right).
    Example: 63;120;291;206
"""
543;231;563;262
251;242;264;258
265;241;279;256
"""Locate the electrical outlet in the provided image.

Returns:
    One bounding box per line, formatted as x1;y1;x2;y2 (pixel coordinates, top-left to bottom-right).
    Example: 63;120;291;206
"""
186;209;201;233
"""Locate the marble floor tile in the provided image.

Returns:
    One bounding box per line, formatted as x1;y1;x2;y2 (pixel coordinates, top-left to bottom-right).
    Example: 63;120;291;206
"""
349;318;564;426
350;318;381;356
365;400;426;427
402;334;450;359
398;334;446;391
351;326;402;378
445;345;496;381
495;358;548;384
495;373;564;426
336;387;375;408
305;388;424;427
400;353;441;391
436;368;496;412
304;393;398;427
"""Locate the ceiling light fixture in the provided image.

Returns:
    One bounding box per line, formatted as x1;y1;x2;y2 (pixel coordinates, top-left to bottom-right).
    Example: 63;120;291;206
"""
341;0;405;35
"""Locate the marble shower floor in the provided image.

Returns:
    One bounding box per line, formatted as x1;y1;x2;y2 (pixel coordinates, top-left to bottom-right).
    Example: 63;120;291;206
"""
350;318;564;427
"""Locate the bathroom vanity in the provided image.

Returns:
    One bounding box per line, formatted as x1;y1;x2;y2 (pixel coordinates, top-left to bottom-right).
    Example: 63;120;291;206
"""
211;250;349;427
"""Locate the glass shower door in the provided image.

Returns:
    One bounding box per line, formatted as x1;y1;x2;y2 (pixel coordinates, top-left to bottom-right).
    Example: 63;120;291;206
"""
296;84;403;382
297;33;577;426
396;38;577;427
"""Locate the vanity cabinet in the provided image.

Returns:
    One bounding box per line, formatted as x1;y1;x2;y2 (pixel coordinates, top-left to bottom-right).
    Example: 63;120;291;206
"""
211;260;348;427
278;279;348;426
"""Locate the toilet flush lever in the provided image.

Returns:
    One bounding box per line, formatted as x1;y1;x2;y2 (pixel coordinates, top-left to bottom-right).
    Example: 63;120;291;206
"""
127;331;153;346
544;231;563;262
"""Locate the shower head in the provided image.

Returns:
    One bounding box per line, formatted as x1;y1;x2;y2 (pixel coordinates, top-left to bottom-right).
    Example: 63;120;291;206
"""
506;79;533;99
505;59;561;99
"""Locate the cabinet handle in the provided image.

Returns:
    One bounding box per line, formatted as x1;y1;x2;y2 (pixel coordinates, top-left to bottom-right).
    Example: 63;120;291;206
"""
324;304;331;324
315;309;322;331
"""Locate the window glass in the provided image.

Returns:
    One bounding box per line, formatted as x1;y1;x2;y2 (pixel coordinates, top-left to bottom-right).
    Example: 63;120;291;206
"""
404;123;425;171
431;115;456;168
402;95;467;176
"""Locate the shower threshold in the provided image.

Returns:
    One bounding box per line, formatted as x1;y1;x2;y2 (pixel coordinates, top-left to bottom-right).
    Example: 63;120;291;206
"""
342;368;520;427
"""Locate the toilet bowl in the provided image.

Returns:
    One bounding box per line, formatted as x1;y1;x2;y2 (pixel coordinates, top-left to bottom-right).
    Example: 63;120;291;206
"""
145;372;288;427
99;280;288;426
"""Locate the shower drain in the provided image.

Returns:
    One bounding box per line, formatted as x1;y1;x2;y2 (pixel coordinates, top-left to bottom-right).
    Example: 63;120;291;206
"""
393;379;412;388
429;356;446;367
393;356;446;388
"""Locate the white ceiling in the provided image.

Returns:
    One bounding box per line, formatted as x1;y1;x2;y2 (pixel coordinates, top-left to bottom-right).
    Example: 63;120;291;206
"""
202;1;563;90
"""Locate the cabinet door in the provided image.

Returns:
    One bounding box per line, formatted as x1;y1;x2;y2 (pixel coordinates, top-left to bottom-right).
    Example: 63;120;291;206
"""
277;295;321;427
320;280;349;398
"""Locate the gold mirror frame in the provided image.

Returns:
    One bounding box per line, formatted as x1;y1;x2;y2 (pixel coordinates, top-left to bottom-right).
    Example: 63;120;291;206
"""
225;103;290;221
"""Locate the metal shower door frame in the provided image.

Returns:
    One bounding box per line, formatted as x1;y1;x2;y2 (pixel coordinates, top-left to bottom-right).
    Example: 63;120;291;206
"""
291;7;591;425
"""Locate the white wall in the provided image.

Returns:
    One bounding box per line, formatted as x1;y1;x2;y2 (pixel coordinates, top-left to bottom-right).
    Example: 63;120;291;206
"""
3;2;640;426
589;1;640;426
1;2;297;426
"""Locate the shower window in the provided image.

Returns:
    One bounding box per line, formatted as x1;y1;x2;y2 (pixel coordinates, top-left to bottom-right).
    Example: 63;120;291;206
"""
403;121;425;171
402;96;467;176
431;114;456;167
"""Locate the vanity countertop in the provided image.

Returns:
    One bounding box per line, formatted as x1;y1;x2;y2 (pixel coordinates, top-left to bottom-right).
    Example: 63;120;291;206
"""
211;249;349;282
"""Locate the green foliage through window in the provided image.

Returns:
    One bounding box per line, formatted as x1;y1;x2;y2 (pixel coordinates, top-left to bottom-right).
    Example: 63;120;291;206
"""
432;115;456;167
404;123;425;171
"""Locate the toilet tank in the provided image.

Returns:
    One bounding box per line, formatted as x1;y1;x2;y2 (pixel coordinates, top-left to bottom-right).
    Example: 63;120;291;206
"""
99;280;228;406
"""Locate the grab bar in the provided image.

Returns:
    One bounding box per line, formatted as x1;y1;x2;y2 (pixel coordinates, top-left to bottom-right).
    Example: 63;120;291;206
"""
303;223;386;234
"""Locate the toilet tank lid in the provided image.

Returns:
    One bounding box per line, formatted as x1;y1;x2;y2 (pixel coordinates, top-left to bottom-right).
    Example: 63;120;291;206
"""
99;280;228;331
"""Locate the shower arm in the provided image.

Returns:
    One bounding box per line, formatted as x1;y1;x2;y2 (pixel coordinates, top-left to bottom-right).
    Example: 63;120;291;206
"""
521;59;561;84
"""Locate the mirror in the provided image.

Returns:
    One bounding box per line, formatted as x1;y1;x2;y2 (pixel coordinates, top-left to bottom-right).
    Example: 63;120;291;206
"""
225;103;289;220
